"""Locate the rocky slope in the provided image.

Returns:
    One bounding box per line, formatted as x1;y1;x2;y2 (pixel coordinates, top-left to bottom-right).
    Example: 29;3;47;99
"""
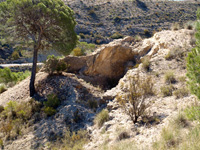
0;29;196;149
66;0;198;44
85;29;196;149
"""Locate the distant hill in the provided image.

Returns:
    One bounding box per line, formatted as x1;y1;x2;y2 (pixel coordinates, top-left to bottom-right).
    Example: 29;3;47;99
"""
66;0;198;44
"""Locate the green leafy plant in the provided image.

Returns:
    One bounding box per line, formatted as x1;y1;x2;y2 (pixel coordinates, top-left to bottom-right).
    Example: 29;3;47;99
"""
43;107;56;116
187;11;200;100
44;94;60;109
0;68;30;85
42;94;60;116
0;84;6;94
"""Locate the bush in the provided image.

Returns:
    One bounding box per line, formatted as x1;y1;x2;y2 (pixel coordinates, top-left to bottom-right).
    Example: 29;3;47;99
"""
117;73;154;123
0;99;42;139
165;47;186;60
44;55;68;75
11;51;20;60
160;85;174;97
187;15;200;100
111;32;123;39
185;105;200;121
0;68;30;84
42;94;60;116
0;84;6;94
44;94;60;109
72;47;84;56
50;129;89;149
142;56;150;71
173;87;189;99
43;107;56;116
171;22;180;31
164;71;176;84
94;109;109;128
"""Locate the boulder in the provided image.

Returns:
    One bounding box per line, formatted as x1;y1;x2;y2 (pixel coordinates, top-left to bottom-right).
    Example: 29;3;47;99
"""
63;36;136;80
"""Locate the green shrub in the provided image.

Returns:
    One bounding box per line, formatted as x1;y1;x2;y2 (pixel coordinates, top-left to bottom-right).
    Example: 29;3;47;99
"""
0;84;6;93
0;68;30;84
0;138;3;148
11;51;20;60
95;109;109;128
185;106;200;121
173;87;189;99
72;47;84;56
164;71;176;84
43;107;56;116
111;32;123;39
44;94;60;109
44;55;68;75
160;85;174;97
117;73;154;123
186;16;200;100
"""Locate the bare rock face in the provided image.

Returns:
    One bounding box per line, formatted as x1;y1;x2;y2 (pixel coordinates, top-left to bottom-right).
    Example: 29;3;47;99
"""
63;37;137;84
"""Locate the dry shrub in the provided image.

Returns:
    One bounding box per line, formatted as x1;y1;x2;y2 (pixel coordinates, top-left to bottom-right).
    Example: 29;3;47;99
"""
94;109;109;128
164;71;176;84
173;87;189;99
117;72;154;123
160;85;174;97
142;56;150;71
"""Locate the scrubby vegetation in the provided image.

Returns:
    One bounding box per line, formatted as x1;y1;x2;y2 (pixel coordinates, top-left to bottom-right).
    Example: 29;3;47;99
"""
0;68;30;93
44;55;69;75
117;73;154;123
43;93;60;116
72;42;96;56
0;68;30;84
94;109;109;128
49;129;89;150
142;56;150;71
0;99;42;141
164;71;176;84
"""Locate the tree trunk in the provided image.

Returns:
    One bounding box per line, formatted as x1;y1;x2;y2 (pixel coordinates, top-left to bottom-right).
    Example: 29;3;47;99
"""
29;45;38;97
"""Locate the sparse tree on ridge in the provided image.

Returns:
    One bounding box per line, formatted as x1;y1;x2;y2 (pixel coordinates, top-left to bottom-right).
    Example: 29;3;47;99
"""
0;0;77;96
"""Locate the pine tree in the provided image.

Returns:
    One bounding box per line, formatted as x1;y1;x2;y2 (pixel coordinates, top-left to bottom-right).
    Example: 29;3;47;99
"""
0;0;77;96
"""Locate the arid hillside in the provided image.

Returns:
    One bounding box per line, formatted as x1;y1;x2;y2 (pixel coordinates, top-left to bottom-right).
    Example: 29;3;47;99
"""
0;28;197;150
65;0;198;44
